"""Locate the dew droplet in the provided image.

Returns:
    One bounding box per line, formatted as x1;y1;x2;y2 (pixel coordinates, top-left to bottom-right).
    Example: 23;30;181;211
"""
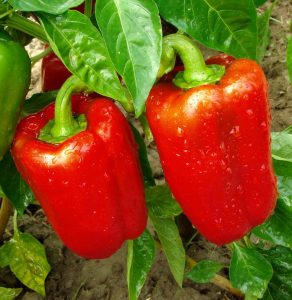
229;125;240;137
246;109;254;116
177;127;184;137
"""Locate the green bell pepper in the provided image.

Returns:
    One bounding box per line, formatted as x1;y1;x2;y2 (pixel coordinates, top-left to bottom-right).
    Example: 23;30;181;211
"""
0;29;31;160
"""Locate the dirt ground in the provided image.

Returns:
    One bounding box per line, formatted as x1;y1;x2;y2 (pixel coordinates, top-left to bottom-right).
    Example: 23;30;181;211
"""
1;1;291;299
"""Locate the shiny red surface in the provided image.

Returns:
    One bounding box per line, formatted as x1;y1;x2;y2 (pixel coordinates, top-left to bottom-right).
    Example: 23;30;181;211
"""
12;95;147;258
205;53;235;67
41;51;72;92
146;59;277;245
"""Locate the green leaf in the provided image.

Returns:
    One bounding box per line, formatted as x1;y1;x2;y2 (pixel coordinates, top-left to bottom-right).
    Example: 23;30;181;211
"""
277;175;292;203
273;160;292;177
254;0;268;6
150;215;185;286
230;243;273;298
95;0;162;116
253;161;292;248
0;2;12;15
127;230;155;300
131;125;155;188
288;36;292;85
0;152;34;215
257;3;274;62
253;196;292;248
0;242;13;268
22;91;58;117
146;185;182;218
155;0;258;59
186;259;223;283
261;246;292;300
38;11;130;110
8;0;83;14
0;287;22;300
8;232;51;296
272;127;292;163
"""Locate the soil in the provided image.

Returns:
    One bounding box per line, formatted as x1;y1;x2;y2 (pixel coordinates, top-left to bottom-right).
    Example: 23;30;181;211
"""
1;1;291;299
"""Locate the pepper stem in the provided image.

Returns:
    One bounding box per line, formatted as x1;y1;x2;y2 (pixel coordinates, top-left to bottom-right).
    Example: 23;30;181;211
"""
160;33;225;89
50;76;87;139
5;13;47;42
84;0;93;17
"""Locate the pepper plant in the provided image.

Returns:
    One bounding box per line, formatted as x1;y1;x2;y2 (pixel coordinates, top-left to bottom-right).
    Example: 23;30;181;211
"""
0;0;291;299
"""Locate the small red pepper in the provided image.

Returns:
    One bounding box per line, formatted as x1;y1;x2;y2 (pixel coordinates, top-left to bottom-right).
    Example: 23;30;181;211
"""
146;34;277;245
12;88;147;258
41;51;72;92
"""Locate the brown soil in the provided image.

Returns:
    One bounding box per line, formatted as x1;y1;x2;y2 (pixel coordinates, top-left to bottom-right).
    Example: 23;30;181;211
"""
1;1;291;299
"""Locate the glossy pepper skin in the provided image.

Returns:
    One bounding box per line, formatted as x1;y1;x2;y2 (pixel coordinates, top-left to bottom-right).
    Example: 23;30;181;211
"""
41;51;71;92
12;95;147;258
146;58;277;245
0;30;31;160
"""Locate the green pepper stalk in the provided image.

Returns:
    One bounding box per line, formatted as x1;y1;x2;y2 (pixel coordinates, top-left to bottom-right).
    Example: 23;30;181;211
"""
158;33;225;88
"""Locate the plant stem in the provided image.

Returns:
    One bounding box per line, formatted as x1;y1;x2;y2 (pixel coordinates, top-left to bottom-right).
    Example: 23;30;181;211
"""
31;46;52;65
84;0;93;18
0;9;14;20
5;13;47;42
51;76;87;138
163;34;209;83
13;209;19;237
0;197;12;241
139;114;153;142
158;33;225;89
155;240;244;298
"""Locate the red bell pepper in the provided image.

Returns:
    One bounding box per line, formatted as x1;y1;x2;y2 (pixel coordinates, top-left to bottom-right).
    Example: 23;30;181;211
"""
146;34;277;245
41;51;72;92
11;85;147;258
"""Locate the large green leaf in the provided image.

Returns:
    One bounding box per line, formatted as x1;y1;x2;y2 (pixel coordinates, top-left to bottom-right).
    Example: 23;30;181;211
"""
186;259;223;284
155;0;258;59
0;3;12;15
146;184;182;218
8;0;83;14
253;156;292;248
0;287;22;300
150;215;185;286
0;242;13;268
38;11;130;109
274;160;292;177
272;126;292;163
95;0;162;116
127;230;155;300
261;246;292;300
0;152;34;215
230;243;273;298
253;196;292;248
7;231;51;296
